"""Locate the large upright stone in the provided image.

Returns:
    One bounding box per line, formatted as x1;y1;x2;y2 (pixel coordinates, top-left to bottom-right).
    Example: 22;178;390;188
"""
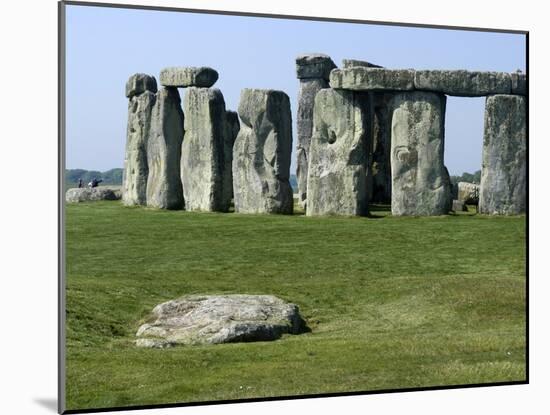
336;60;392;204
159;67;219;88
330;67;415;91
146;87;184;210
295;54;336;209
457;182;480;205
295;53;336;80
306;89;370;216
122;76;156;206
181;87;230;212
479;95;526;215
390;91;450;216
414;70;511;97
125;73;157;98
233;89;293;214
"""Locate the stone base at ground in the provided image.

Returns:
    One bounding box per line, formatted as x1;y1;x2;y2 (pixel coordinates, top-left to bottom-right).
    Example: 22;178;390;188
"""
66;187;121;203
452;199;467;212
136;294;307;347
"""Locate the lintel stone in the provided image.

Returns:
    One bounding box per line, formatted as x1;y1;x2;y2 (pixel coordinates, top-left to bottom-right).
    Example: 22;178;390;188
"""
414;70;511;97
329;67;415;91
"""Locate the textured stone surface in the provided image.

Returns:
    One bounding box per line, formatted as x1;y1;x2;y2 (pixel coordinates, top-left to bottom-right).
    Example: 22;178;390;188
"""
125;73;157;98
233;89;294;214
122;90;156;206
146;87;184;210
414;70;511;97
296;53;336;80
223;110;240;203
390;91;450;216
452;199;467;212
306;89;370;216
65;187;120;203
341;59;382;69
511;72;527;95
457;182;480;205
181;88;229;212
296;78;329;209
159;67;219;88
330;67;415;91
136;295;306;347
369;93;393;203
480;95;526;215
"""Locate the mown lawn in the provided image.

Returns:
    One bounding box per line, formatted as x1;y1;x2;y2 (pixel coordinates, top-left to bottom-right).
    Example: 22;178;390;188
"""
64;201;526;411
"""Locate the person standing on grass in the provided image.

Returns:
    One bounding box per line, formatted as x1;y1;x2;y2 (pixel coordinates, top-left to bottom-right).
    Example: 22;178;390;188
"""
78;178;83;188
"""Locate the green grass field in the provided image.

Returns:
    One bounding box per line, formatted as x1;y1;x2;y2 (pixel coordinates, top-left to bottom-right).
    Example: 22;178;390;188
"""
65;201;526;411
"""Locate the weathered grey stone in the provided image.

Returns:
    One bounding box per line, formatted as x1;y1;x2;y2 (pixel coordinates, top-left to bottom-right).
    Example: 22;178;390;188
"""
159;67;219;88
125;73;157;99
479;95;526;215
414;70;511;97
181;88;230;212
136;294;306;346
296;78;329;209
296;53;337;80
511;72;527;95
65;187;120;203
369;93;393;204
452;199;467;212
341;59;382;69
146;87;184;210
390;91;450;216
457;182;480;205
330;67;415;91
223;110;240;204
122;90;156;206
306;89;370;216
233;89;293;214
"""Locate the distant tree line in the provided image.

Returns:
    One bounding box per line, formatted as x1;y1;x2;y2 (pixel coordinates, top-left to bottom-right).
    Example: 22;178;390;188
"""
66;168;294;189
66;168;123;186
450;170;481;185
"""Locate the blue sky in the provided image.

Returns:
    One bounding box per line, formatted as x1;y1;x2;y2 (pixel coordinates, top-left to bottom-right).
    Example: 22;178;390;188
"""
65;4;526;175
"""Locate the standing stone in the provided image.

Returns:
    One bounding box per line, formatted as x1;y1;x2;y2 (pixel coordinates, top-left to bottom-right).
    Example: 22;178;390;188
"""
181;87;231;212
452;199;467;212
295;54;336;209
457;182;480;205
233;89;293;214
390;91;450;216
306;89;370;216
122;74;157;206
479;95;526;215
223;111;240;204
125;73;158;99
146;87;184;210
337;60;392;204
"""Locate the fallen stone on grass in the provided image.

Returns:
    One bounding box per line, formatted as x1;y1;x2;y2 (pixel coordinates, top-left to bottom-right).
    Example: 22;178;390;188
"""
65;187;121;203
136;294;307;347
